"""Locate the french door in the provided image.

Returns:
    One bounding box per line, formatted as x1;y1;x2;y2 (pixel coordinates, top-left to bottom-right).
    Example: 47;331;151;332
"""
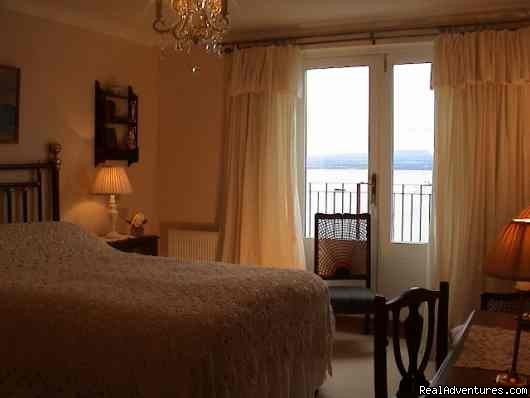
299;43;434;297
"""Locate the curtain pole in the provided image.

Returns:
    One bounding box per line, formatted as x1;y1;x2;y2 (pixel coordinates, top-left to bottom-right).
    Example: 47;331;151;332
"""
223;17;530;50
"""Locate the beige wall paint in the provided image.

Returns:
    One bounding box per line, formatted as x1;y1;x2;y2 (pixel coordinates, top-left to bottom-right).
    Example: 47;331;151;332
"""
157;50;226;253
0;9;159;236
0;9;226;243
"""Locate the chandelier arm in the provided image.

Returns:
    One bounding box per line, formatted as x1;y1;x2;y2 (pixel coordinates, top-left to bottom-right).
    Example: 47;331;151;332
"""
202;6;227;35
172;12;190;40
153;20;173;33
200;8;214;40
154;0;229;53
208;21;227;35
207;22;228;35
152;0;172;33
204;9;216;28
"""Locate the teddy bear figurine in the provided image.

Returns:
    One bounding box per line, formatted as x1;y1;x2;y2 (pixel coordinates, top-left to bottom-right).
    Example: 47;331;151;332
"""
127;212;148;237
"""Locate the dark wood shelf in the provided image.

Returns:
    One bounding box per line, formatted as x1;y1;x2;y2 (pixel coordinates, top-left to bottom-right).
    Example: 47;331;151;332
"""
105;118;136;126
101;92;130;100
95;81;139;166
96;148;138;160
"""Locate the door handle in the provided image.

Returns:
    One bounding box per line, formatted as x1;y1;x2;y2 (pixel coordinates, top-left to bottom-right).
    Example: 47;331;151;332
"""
370;173;377;207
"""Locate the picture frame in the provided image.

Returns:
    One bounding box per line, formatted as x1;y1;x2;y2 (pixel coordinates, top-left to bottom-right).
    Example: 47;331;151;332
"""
0;65;20;144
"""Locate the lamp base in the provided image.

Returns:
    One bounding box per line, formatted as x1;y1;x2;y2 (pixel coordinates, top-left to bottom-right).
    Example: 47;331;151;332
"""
496;372;528;387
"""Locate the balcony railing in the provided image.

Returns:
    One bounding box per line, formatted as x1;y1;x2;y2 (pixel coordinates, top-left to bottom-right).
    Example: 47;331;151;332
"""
305;182;432;243
305;182;371;238
392;184;432;243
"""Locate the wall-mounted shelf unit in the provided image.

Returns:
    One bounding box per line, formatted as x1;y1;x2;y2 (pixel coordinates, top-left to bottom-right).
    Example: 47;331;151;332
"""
95;81;139;166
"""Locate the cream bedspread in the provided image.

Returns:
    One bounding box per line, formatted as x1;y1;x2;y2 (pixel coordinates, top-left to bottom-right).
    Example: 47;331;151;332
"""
0;222;333;398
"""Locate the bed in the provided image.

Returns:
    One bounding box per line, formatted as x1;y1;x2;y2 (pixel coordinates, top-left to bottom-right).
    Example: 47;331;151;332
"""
0;145;333;397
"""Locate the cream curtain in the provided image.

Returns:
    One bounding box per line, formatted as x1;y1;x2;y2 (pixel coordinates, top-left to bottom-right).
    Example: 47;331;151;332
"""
431;28;530;326
221;46;305;269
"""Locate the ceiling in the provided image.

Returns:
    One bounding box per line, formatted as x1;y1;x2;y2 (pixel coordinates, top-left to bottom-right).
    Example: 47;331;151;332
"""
2;0;530;44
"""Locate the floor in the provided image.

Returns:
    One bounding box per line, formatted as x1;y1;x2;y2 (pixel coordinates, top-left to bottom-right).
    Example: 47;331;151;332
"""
319;316;435;398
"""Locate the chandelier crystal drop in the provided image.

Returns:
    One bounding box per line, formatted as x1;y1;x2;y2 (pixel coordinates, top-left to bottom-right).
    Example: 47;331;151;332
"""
153;0;229;55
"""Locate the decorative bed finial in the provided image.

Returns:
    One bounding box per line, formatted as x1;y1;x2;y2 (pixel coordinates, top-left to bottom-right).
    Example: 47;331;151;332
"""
49;143;62;170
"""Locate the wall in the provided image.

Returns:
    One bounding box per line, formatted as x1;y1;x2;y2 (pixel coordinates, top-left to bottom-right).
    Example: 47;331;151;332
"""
0;9;159;235
157;50;226;254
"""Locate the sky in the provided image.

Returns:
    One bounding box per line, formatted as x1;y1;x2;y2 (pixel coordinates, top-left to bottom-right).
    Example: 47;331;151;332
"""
306;63;434;157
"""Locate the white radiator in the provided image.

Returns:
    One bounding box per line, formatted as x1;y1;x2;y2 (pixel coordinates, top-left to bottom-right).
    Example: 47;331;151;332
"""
168;229;219;262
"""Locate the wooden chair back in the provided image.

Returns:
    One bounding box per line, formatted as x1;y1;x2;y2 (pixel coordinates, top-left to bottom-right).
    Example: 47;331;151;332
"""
374;282;449;398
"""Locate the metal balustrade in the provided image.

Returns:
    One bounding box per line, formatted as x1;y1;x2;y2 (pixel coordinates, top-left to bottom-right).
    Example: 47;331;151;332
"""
305;182;371;238
305;182;432;243
392;184;432;243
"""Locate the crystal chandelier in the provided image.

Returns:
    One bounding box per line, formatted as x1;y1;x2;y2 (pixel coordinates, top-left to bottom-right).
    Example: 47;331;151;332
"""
153;0;229;55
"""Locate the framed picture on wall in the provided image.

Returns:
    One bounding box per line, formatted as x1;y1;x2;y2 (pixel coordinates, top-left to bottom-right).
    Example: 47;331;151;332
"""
0;65;20;144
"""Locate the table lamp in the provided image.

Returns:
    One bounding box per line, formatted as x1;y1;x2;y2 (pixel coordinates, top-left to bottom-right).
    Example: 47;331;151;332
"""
485;213;530;387
92;165;133;239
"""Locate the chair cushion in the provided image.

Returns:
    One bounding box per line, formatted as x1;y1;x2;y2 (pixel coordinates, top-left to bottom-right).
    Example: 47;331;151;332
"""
317;239;368;279
328;286;375;314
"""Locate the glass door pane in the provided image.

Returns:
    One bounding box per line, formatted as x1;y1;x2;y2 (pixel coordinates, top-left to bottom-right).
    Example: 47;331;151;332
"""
392;63;434;244
305;66;370;237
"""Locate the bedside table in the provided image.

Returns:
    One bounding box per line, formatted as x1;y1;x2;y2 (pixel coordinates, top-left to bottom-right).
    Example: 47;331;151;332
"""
106;235;159;256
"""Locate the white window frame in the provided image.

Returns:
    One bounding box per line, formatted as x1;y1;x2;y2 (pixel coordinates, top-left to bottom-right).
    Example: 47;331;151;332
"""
297;42;434;293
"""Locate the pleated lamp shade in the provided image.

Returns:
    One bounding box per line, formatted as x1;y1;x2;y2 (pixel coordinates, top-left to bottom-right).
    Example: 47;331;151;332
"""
92;166;133;195
485;217;530;282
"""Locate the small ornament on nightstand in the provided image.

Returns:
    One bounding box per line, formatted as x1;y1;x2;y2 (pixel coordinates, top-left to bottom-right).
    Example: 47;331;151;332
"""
127;212;148;237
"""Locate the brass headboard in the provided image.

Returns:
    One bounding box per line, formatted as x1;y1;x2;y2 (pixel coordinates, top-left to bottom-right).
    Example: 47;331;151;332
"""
0;143;62;223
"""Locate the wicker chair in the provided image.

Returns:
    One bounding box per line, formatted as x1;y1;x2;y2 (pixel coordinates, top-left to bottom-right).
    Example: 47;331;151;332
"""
480;291;530;314
314;213;374;333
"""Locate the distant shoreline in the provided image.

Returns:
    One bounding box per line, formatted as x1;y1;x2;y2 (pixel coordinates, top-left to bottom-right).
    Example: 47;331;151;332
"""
307;150;432;170
307;165;432;170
